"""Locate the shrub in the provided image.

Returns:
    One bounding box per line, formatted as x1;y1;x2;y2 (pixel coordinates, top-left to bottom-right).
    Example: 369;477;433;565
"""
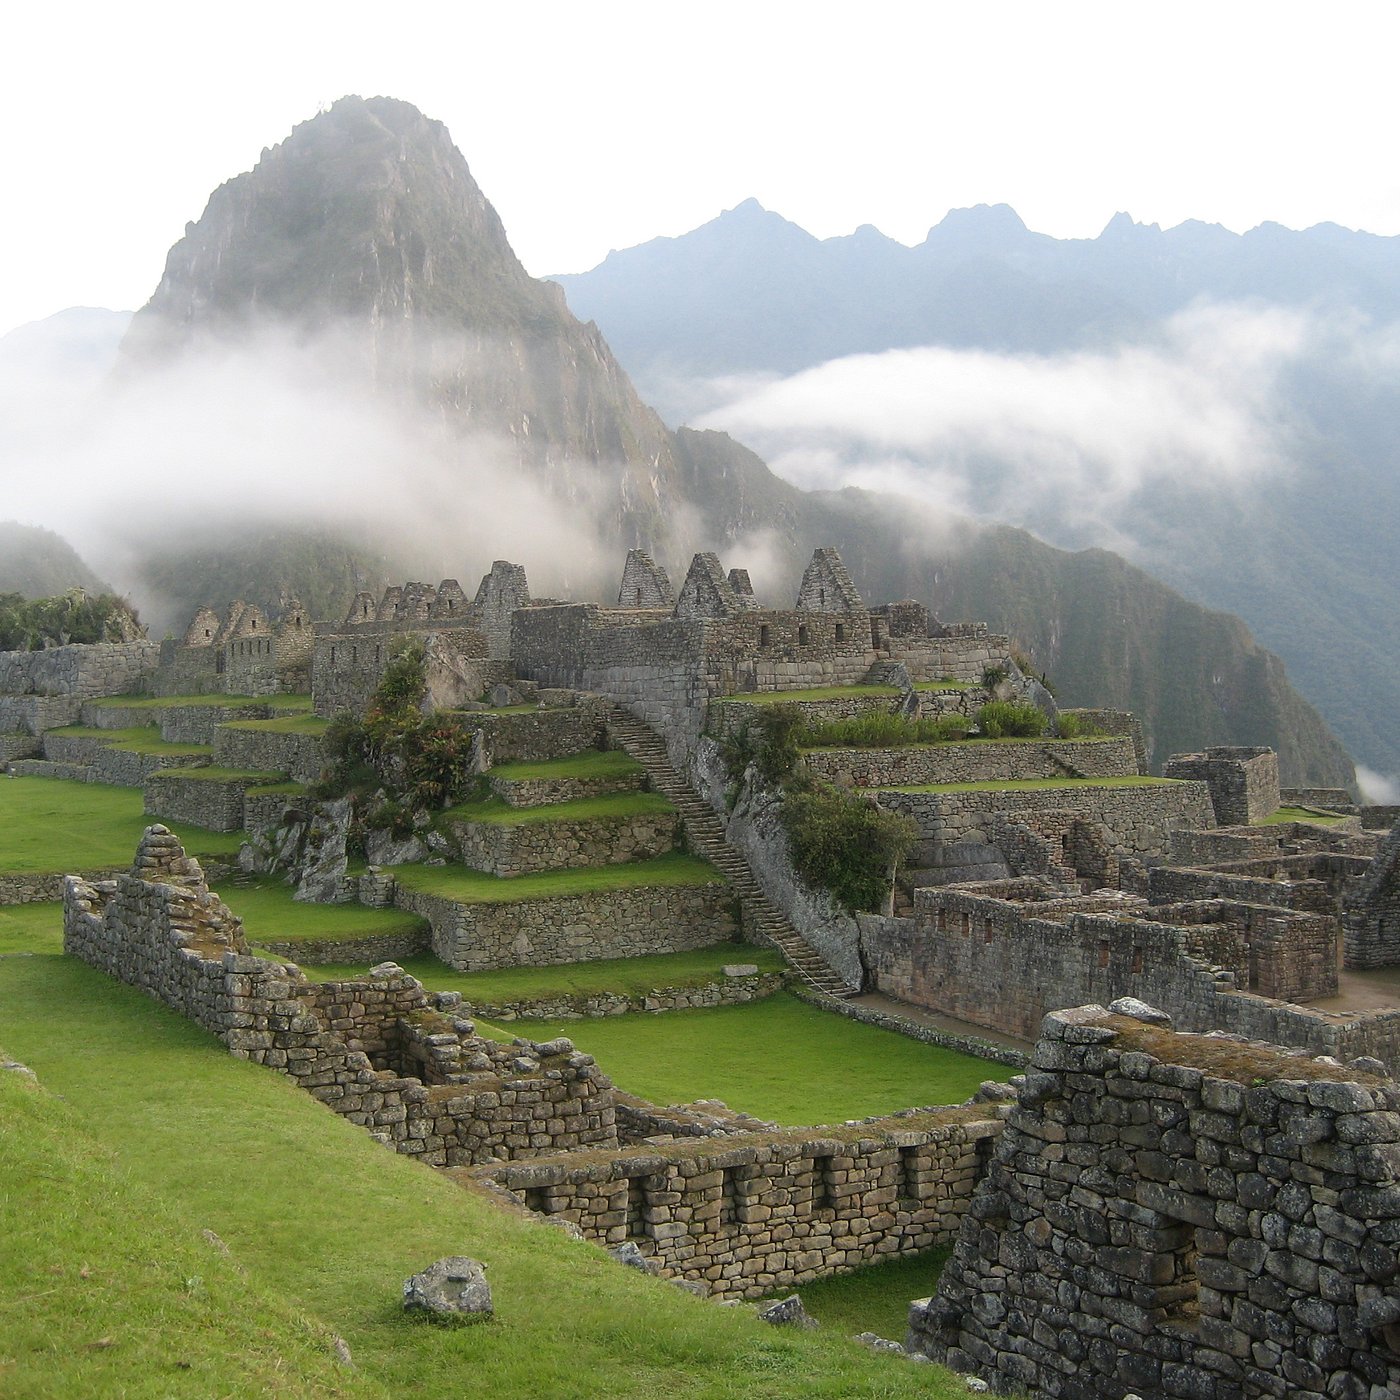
782;784;917;913
721;705;804;787
798;712;972;749
1056;713;1104;740
981;665;1008;691
975;701;1048;739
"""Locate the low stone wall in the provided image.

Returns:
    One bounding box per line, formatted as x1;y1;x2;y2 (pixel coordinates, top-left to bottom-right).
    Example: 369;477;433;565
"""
0;694;82;736
446;809;679;877
241;788;306;833
475;1107;1001;1299
212;725;326;784
471;970;787;1021
0;641;159;700
455;705;608;766
77;701;275;739
41;733;209;787
914;1003;1400;1399
1282;785;1357;813
396;880;737;971
0;732;42;762
1163;744;1281;825
876;779;1214;859
254;927;432;964
488;767;644;808
7;758;93;782
62;828;618;1166
803;736;1138;788
143;772;274;833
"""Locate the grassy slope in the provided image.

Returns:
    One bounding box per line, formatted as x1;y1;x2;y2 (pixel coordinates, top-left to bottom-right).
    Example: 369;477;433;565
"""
393;853;721;904
488;751;642;781
0;957;963;1399
44;725;210;756
0;902;63;955
286;945;787;1001
219;877;428;943
518;993;992;1126
440;791;674;827
772;1249;953;1339
0;777;243;870
222;714;330;735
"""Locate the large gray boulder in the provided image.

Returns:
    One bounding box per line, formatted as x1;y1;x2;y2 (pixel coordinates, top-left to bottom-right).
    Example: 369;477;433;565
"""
402;1257;493;1323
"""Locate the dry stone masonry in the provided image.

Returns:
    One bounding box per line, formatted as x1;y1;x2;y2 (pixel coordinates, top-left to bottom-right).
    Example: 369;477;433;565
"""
913;1001;1400;1400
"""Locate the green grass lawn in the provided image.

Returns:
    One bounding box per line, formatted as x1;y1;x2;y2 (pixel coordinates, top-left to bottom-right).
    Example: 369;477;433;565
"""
0;901;63;956
0;777;245;871
285;944;787;1002
393;853;722;904
517;993;993;1125
1261;805;1347;825
441;790;674;827
765;1249;952;1339
869;775;1180;794
489;750;643;781
217;877;429;944
45;725;211;757
220;714;330;736
911;681;971;692
0;956;966;1399
711;686;899;705
86;692;314;711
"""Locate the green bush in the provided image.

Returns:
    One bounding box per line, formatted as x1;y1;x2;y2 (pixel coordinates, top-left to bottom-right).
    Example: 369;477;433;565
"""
798;712;971;748
981;665;1009;691
782;783;917;913
0;590;141;650
974;700;1048;739
721;705;804;787
1056;713;1104;739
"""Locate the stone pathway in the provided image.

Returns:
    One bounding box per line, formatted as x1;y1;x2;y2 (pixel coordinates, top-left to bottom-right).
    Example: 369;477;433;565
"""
604;706;853;997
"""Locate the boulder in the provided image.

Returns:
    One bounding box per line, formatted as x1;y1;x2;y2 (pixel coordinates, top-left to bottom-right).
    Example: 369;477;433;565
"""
402;1257;492;1323
756;1294;818;1328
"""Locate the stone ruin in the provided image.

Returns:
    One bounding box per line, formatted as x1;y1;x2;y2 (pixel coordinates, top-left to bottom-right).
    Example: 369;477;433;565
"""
912;1000;1400;1399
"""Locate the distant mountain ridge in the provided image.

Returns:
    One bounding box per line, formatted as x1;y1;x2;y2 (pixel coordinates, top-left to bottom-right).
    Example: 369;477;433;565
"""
552;199;1400;785
18;98;1355;788
0;522;113;598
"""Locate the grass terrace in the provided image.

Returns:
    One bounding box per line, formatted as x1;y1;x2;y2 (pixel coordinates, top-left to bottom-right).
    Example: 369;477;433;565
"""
392;852;723;904
0;901;62;956
488;750;644;781
516;993;994;1125
151;766;285;783
440;791;674;827
711;685;899;705
86;692;314;711
1261;805;1348;825
912;680;972;692
220;876;429;946
46;725;211;757
0;956;965;1398
286;944;786;1001
867;775;1181;794
0;777;244;871
762;1250;953;1338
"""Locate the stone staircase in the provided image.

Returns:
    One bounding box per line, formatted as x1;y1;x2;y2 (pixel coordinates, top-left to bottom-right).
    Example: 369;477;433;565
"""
603;706;854;998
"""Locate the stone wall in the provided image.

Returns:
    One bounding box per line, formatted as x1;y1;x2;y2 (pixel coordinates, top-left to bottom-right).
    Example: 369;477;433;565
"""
446;809;679;878
476;1107;1001;1299
152;639;224;696
470;969;787;1022
876;780;1215;860
40;732;210;787
1344;826;1400;970
1163;745;1281;825
0;641;159;700
210;723;326;784
488;765;644;808
885;632;1013;686
802;736;1139;789
394;879;737;971
459;705;608;766
913;1002;1400;1400
1061;707;1149;773
0;694;82;736
77;701;268;744
253;926;432;965
861;881;1400;1069
62;828;618;1166
705;692;900;741
143;772;273;833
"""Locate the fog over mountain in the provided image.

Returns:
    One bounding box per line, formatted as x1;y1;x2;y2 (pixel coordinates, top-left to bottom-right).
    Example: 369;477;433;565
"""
554;201;1400;791
0;98;1357;789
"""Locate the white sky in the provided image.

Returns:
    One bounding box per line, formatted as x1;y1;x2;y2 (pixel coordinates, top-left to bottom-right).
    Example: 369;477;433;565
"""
3;0;1398;337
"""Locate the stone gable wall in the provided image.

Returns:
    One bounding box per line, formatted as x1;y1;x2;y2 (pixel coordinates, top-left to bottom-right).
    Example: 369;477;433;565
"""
62;829;618;1166
913;1004;1400;1400
478;1108;1001;1299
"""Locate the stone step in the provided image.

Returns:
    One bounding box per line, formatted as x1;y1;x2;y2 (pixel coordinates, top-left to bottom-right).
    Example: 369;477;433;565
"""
605;703;854;998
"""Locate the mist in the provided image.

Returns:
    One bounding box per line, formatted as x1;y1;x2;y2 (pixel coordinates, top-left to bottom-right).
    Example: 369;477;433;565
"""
0;319;628;630
691;302;1317;558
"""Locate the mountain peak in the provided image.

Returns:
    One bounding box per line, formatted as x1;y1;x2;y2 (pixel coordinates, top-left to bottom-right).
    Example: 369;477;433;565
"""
921;204;1034;253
